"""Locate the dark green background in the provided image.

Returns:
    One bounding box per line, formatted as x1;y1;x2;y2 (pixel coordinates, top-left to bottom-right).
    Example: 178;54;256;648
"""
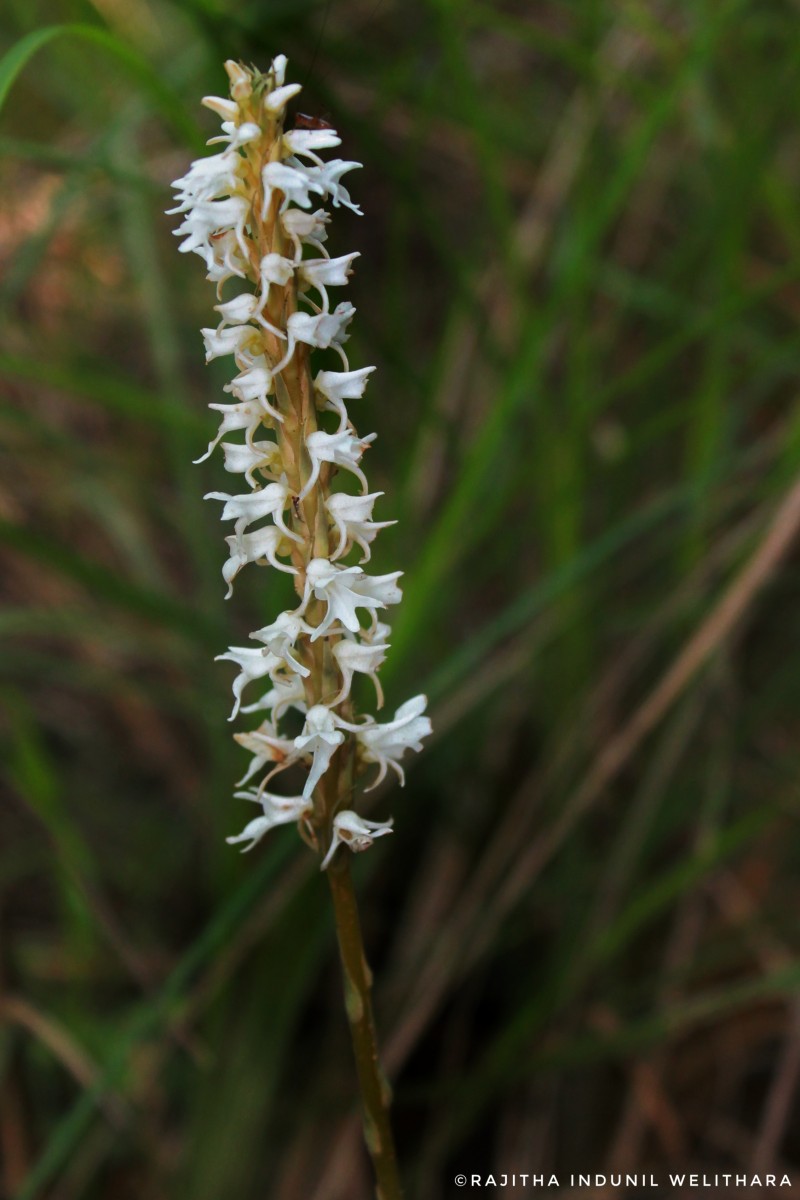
3;1;800;1196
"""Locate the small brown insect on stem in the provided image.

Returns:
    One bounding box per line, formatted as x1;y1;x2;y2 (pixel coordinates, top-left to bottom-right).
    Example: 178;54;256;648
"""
293;112;335;130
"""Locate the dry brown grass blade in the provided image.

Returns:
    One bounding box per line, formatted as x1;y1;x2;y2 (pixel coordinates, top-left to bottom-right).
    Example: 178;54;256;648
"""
752;1000;800;1172
710;871;800;1174
606;816;713;1171
309;471;800;1199
485;469;800;938
0;995;128;1127
0;1043;32;1196
406;23;648;521
302;417;800;1200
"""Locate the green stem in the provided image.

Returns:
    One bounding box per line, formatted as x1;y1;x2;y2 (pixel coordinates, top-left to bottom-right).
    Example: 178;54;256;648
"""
326;859;403;1200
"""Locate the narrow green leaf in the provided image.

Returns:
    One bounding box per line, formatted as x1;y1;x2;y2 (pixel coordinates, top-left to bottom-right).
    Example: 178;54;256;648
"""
0;25;202;148
15;842;295;1200
0;519;220;643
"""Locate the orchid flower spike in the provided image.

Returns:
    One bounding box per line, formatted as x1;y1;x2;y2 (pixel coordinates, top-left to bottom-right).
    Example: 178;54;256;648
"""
169;54;430;866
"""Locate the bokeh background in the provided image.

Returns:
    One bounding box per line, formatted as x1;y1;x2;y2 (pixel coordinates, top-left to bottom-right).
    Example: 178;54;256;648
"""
3;1;800;1197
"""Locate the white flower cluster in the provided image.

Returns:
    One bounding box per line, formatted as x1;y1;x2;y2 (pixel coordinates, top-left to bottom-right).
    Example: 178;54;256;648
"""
170;56;431;866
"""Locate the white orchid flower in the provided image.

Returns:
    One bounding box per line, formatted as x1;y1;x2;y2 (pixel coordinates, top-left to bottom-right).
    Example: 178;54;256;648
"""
326;491;395;561
313;366;375;429
174;195;250;268
300;559;402;639
300;429;375;499
352;695;431;790
221;439;282;486
263;82;302;114
205;479;299;539
233;722;296;785
294;705;345;799
240;673;307;723
273;302;356;373
299;160;363;214
226;792;311;853
222;526;297;597
261;161;325;216
250;612;313;676
223;358;282;426
331;637;388;707
298;253;359;311
320;810;393;870
281;207;330;260
216;647;284;720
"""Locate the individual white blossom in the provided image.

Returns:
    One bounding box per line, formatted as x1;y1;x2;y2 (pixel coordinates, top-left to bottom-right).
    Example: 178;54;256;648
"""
209;119;261;150
301;559;402;639
168;152;241;210
314;366;375;429
205;230;249;291
353;696;432;789
259;253;296;300
263;82;302;114
331;637;388;707
221;439;282;486
294;705;345;800
300;429;376;499
250;612;312;676
275;302;355;373
223;359;282;426
301;160;363;214
262;161;323;214
319;810;393;870
283;127;342;159
233;722;296;785
214;292;284;339
174;195;250;268
298;253;360;310
266;54;286;87
217;59;255;101
240;672;307;723
205;480;298;539
326;491;395;561
171;55;430;866
200;95;239;121
216;646;283;720
281;207;330;259
227;791;311;853
201;322;262;366
222;526;297;597
194;397;278;463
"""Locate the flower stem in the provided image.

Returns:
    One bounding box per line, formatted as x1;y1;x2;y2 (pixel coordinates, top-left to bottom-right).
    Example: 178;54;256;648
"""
326;857;403;1200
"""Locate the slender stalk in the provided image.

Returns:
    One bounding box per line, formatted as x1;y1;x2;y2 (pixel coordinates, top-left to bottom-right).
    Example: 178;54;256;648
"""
326;856;403;1200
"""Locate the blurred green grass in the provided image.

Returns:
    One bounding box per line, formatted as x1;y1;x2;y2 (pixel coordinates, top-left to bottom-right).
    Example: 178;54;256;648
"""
3;1;800;1197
